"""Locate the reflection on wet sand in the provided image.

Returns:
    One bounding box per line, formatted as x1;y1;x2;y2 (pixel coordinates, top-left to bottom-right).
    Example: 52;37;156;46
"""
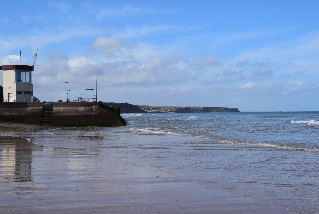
0;128;297;214
0;137;42;183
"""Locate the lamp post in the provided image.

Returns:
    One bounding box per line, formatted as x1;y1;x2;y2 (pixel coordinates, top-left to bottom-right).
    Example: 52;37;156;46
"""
95;78;97;102
84;78;98;102
60;81;69;102
86;89;94;102
67;90;70;102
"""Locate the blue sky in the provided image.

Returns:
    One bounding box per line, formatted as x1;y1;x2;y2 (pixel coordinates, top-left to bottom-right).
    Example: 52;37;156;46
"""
1;0;319;111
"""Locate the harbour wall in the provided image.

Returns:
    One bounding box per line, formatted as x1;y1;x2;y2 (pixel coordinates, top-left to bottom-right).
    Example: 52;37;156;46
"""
0;102;126;127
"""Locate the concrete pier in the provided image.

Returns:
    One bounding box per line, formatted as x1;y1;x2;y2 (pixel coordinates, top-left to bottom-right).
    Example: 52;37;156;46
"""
0;102;126;127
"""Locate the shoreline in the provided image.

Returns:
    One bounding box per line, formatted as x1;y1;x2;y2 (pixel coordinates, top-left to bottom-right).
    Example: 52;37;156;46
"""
0;122;44;132
0;123;297;214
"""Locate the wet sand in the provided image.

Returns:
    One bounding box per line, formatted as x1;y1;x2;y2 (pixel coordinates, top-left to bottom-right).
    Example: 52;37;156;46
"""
0;123;296;214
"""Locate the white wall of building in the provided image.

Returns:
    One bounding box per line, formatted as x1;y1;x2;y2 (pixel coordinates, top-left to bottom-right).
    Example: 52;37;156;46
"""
3;69;16;102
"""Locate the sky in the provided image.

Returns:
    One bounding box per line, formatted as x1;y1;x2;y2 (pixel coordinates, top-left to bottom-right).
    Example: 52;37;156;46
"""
1;0;319;111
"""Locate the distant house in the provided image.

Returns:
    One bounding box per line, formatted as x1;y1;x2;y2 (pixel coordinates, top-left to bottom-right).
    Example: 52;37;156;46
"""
0;65;34;102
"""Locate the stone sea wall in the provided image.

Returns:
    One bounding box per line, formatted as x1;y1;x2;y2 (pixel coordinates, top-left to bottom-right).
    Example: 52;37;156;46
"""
0;102;126;127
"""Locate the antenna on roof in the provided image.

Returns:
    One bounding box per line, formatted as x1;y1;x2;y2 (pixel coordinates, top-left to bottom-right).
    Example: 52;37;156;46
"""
33;49;38;67
19;41;21;63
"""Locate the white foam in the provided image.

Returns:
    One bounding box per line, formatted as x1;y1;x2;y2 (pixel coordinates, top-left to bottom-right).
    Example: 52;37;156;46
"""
130;127;178;135
291;120;319;126
258;142;319;152
218;138;319;152
188;116;197;120
121;113;143;118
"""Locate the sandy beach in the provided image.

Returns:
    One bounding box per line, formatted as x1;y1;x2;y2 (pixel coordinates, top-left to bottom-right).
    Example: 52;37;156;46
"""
0;122;297;214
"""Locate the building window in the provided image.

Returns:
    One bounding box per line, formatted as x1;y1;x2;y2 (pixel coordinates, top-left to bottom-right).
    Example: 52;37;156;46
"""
24;91;33;95
16;70;31;83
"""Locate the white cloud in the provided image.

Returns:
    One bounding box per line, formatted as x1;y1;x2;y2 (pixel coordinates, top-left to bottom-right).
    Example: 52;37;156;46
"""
291;32;319;56
253;65;274;79
167;86;195;95
1;55;21;64
240;81;257;89
232;98;241;103
233;59;250;68
92;37;126;55
96;4;164;19
193;57;221;68
68;57;100;73
222;69;245;81
281;81;306;95
117;25;175;38
235;31;319;78
209;30;276;51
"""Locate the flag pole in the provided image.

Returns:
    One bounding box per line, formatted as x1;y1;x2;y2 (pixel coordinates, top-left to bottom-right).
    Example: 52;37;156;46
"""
95;77;98;102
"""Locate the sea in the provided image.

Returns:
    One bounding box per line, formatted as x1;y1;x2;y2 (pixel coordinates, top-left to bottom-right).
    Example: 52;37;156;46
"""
121;112;318;214
4;111;319;213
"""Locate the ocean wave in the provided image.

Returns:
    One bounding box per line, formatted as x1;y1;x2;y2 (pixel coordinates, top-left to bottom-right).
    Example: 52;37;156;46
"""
291;120;319;126
130;127;179;135
218;138;319;152
121;113;144;118
254;142;319;152
187;116;197;120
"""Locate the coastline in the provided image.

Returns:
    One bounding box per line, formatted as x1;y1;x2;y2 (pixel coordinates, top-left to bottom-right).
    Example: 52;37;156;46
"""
0;123;296;214
0;122;44;132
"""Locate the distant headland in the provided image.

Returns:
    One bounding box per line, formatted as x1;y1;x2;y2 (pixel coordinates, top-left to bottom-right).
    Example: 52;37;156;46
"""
104;102;240;113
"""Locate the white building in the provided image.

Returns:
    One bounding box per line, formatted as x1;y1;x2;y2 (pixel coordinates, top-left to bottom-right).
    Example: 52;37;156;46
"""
0;65;34;102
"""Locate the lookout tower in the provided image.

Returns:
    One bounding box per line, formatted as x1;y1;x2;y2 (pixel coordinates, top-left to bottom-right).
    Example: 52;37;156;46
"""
0;65;34;102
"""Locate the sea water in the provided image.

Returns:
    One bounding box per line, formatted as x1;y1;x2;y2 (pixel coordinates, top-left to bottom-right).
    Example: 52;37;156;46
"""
125;112;319;152
121;112;319;214
7;112;319;213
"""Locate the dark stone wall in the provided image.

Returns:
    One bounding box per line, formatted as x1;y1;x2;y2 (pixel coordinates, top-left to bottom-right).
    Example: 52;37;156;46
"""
0;103;29;123
24;107;43;124
0;102;125;127
51;105;124;127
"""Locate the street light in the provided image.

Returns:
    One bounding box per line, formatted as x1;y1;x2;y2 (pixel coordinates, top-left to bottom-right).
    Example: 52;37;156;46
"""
86;89;94;102
67;90;70;102
95;78;98;102
60;81;70;102
83;78;98;102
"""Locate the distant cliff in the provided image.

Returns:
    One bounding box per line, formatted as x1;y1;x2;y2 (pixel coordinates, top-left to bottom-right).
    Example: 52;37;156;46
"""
140;105;240;113
103;102;146;113
175;107;240;113
102;103;239;113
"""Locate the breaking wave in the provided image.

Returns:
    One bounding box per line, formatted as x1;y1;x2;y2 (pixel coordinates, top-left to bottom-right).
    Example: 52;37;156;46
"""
187;116;197;120
130;127;178;135
291;120;319;126
121;113;144;118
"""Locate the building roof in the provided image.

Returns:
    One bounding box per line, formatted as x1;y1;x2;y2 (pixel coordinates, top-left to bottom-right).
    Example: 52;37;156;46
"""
0;65;34;71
